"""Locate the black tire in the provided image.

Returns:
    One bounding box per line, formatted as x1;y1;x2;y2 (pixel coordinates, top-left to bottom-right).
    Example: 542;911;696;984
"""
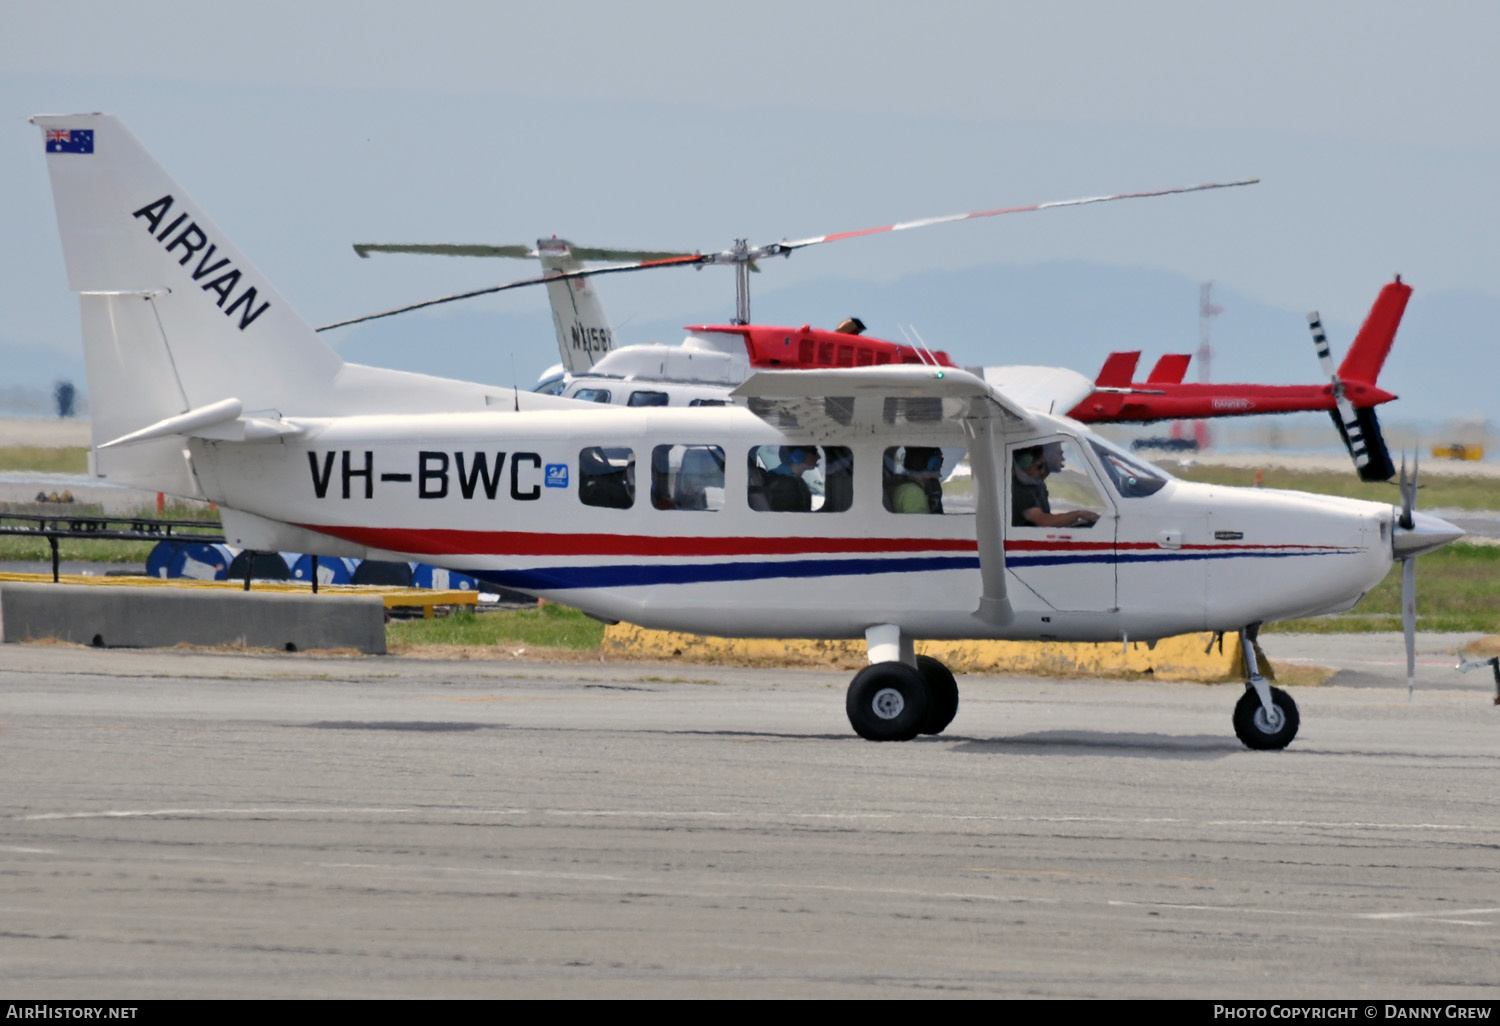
915;655;959;735
846;662;932;741
1233;685;1300;750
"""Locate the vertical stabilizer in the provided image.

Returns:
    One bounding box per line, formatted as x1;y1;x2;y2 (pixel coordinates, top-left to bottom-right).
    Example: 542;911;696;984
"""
31;113;343;454
1146;353;1192;385
1338;277;1412;385
538;237;616;375
1094;351;1141;388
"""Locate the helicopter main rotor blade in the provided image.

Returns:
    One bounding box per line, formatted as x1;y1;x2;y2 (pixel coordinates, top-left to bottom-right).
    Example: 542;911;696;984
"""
755;178;1261;261
315;253;709;332
353;242;696;262
330;177;1257;329
354;243;536;260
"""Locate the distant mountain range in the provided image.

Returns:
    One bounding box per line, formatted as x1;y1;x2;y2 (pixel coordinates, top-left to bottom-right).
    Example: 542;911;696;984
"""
3;261;1493;439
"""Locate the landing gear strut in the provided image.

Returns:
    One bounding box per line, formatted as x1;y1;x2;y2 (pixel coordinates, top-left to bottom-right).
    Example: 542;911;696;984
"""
846;626;960;741
1232;625;1299;750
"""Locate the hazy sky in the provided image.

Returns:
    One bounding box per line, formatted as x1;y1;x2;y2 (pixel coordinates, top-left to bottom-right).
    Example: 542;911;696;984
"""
2;1;1495;401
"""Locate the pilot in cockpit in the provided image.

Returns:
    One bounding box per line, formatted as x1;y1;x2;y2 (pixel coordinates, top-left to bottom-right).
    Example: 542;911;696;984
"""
1012;444;1100;528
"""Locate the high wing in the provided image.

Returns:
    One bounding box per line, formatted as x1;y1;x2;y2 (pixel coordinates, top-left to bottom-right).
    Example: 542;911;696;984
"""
732;365;1030;627
974;365;1098;418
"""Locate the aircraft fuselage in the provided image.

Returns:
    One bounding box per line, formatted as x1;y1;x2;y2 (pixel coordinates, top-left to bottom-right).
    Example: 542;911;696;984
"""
197;404;1395;643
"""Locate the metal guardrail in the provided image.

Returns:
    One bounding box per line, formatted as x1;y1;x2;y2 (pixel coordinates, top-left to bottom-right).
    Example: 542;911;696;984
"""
0;512;224;582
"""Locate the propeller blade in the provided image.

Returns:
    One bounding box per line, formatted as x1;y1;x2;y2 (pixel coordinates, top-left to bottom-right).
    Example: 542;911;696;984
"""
1402;555;1417;698
1398;454;1416;530
315;253;708;332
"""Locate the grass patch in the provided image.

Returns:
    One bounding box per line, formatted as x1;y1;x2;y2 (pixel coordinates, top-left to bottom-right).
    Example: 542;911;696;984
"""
0;446;89;473
1267;542;1500;634
388;604;606;653
0;500;222;563
1171;464;1500;511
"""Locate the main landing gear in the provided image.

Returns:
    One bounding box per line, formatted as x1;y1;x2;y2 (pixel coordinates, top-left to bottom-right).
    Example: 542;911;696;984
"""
1232;624;1299;750
846;626;960;741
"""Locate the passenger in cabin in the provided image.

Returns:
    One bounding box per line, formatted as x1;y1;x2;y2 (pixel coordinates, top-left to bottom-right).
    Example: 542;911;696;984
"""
835;317;867;336
765;446;819;512
674;446;724;511
1012;444;1100;528
884;446;945;514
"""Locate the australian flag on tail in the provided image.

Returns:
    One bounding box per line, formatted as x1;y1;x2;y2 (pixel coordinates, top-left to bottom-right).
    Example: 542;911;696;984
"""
45;128;93;154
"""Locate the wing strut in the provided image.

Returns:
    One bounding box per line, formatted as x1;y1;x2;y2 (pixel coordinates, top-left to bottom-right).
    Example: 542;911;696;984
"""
965;412;1013;627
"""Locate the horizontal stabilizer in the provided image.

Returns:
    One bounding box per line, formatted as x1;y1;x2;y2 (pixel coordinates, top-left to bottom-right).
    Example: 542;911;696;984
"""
97;397;304;449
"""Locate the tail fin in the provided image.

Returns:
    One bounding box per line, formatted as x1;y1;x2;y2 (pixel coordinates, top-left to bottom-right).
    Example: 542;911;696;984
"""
32;113;343;458
1337;277;1412;385
1094;351;1141;388
538;238;616;375
1145;353;1192;385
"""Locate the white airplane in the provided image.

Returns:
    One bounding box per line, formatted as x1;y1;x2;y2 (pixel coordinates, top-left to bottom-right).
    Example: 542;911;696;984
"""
32;113;1464;749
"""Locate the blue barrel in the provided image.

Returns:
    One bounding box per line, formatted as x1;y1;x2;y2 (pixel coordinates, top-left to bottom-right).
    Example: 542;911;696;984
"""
166;542;235;581
146;540;182;579
289;554;357;585
227;550;292;581
412;564;479;591
350;559;414;587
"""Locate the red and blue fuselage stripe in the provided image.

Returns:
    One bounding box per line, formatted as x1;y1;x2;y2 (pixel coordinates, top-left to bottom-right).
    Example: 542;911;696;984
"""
300;524;1363;590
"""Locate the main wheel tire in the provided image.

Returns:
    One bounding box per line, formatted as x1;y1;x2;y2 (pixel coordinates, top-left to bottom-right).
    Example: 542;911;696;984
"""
915;655;959;735
1232;685;1300;750
846;662;932;741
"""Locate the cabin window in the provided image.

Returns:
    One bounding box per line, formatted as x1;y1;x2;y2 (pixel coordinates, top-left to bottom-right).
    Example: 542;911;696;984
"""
578;446;634;509
573;388;611;404
689;398;729;407
747;445;853;513
1088;438;1169;498
1010;438;1108;527
651;444;726;511
882;445;971;514
628;390;670;407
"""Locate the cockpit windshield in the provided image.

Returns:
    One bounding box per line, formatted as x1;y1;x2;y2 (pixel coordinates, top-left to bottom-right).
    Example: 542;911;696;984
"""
1088;437;1171;498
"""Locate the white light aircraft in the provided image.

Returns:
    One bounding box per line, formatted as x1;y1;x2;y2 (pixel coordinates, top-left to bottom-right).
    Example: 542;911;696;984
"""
32;114;1464;748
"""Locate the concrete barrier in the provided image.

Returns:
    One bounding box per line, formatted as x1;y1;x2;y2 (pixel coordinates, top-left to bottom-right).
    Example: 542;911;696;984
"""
0;581;386;654
602;624;1263;682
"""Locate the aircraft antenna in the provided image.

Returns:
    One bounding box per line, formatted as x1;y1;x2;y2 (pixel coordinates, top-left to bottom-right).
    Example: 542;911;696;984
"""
907;324;941;367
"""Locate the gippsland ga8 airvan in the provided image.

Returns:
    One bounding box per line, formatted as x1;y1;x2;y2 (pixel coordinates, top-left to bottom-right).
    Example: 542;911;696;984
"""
32;113;1463;748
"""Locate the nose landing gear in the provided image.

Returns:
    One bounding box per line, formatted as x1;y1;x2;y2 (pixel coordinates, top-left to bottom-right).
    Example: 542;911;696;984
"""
1232;625;1299;750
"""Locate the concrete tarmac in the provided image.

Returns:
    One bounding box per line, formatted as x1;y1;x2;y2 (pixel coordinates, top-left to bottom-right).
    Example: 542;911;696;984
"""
1;635;1497;999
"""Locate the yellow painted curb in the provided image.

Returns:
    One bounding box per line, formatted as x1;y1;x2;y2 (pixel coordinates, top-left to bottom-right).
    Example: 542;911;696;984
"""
602;624;1262;683
0;572;477;610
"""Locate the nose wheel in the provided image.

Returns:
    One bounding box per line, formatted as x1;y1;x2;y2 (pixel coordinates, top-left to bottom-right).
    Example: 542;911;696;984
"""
1233;685;1299;750
1232;625;1299;750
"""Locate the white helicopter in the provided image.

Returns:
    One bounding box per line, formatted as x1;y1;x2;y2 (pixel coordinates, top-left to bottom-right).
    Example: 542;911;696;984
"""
32;114;1463;749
